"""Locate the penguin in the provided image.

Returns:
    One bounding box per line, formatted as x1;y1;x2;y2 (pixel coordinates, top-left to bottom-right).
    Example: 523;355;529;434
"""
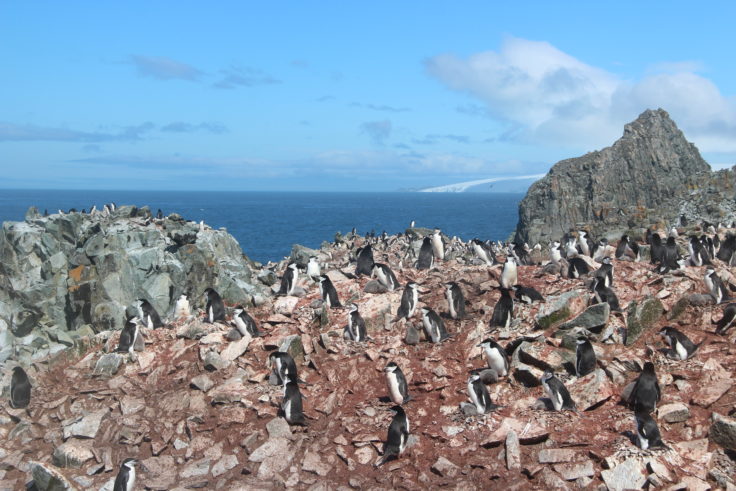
373;263;399;291
593;257;614;287
394;282;419;321
658;326;697;360
649;232;664;265
715;303;736;335
156;208;163;219
490;288;514;328
701;235;716;261
512;285;544;304
113;458;138;491
346;303;367;342
477;338;509;376
575;337;596;377
669;226;678;238
688;236;711;266
634;411;666;450
117;317;141;353
615;234;640;261
135;299;163;329
203;288;226;323
717;233;736;265
467;373;500;414
431;228;445;261
445;282;466;320
375;406;410;467
421;307;449;343
269;351;298;386
355;244;375;276
540;370;576;411
471;239;495;265
232;306;260;337
10;366;31;409
416;237;434;270
318;275;341;308
592;277;621;312
704;268;729;304
577;231;591;257
306;256;321;282
500;256;518;289
549;241;562;263
279;263;299;296
568;257;590;278
628;362;661;413
384;362;410;405
282;371;306;426
174;294;190;319
658;236;680;273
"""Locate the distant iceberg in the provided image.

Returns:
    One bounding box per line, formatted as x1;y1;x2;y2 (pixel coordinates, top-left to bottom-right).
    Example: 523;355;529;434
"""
418;174;545;193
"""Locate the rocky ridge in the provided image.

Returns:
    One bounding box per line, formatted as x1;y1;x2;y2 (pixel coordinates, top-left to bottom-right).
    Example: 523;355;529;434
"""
515;108;736;245
1;221;736;489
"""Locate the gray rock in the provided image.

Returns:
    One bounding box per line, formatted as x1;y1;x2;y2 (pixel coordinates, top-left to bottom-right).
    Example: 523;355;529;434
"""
659;402;690;423
558;302;610;332
190;374;215;392
93;353;123;377
203;351;230;371
279;335;305;364
30;461;78;490
290;244;320;268
211;454;238;478
179;458;210;479
363;280;388;294
431;456;459;478
536;290;586;329
625;297;663;345
52;442;94;468
710;412;736;450
302;451;332;477
405;325;420;345
538;449;578;464
516;109;717;245
553;461;594;481
266;417;293;439
505;430;521;470
601;457;647;491
62;409;108;440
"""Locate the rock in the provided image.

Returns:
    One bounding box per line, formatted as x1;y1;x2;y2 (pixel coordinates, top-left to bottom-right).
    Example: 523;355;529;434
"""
659;402;691;423
553;461;594;481
219;334;251;361
211;455;238;478
290;244;320;268
52;441;94;468
538;449;578;464
479;369;499;384
62;409;108;439
505;430;521;470
625;297;663;345
280;335;305;364
274;297;299;315
405;325;420;345
363;280;388;294
203;350;230;371
266;418;293;439
249;437;294;480
601;457;647;491
558;302;610;332
119;395;145;415
482;418;548;446
536;468;570;490
693;360;733;407
93;354;123;377
568;369;614;411
140;456;177;489
190;374;215;392
30;461;78;491
710;412;736;450
431;456;459;478
516;109;716;245
179;458;210;479
536;290;586;329
302;451;332;477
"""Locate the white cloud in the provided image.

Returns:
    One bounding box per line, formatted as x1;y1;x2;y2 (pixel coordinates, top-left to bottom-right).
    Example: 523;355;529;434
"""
426;36;736;153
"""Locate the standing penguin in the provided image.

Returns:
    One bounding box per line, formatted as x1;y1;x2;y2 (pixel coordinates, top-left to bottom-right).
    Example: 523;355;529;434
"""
649;232;664;265
688;236;711;266
490;288;514;328
174;294;191;319
628;362;661;413
394;282;419;321
421;307;450;343
704;268;729;304
346;303;367;342
10;366;31;409
445;282;466;320
203;288;226;323
540;370;576;411
568;257;591;278
136;299;163;329
384;362;410;405
477;338;509;376
471;239;496;265
355;244;375;276
512;285;544;304
500;256;518;289
592;277;621;312
659;327;698;360
431;229;445;261
635;411;666;450
319;275;341;308
575;337;596;377
593;257;614;287
279;263;299;295
416;237;434;270
113;458;138;491
373;263;400;291
269;351;298;386
467;373;500;414
715;303;736;335
658;236;681;273
117;317;141;353
616;234;640;261
232;306;260;337
306;256;321;282
375;406;410;467
282;371;306;425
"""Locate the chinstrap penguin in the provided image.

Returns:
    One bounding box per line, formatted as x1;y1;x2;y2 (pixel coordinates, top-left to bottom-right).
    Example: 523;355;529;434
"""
477;338;509;377
659;326;698;360
346;303;367;342
375;405;410;467
384;361;410;405
421;307;450;343
204;288;226;323
541;370;576;411
10;366;31;409
445;281;466;319
628;362;661;413
113;458;138;491
575;337;597;377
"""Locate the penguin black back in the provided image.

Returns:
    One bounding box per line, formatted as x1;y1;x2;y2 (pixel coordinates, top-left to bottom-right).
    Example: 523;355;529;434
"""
490;288;514;328
416;237;434;270
575;337;596;377
10;366;31;409
137;299;163;328
376;405;409;466
204;288;226;323
629;362;661;413
355;244;375;276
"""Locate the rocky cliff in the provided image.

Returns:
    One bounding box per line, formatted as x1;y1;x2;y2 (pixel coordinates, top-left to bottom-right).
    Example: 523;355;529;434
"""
0;206;267;364
515;108;736;244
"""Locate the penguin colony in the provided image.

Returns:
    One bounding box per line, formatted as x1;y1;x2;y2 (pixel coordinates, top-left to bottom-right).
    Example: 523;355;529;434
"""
6;217;736;488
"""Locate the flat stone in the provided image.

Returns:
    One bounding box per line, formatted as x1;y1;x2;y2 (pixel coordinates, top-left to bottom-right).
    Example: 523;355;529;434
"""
302;451;332;477
211;454;238;477
29;461;77;490
538;449;578;464
553;461;594;481
119;395;145;415
505;430;521;470
220;334;251;361
625;297;663;345
63;409;108;440
140;456;177;489
279;335;305;364
710;412;736;450
431;456;459;478
558;302;610;332
536;290;586;329
190;374;215;392
266;418;293;440
274;297;299;315
93;353;123;377
52;441;94;468
537;467;570;490
482;418;548;445
203;351;230;371
659;402;690;423
568;368;614;411
179;458;210;479
249;438;294;480
601;457;647;491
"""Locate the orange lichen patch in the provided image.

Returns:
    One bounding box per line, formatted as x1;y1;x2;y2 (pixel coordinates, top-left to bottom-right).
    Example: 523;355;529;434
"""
68;265;84;282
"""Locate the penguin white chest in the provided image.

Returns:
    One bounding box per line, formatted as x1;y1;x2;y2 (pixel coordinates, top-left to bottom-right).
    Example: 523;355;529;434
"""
386;372;403;404
126;467;136;491
234;315;248;335
484;347;507;375
467;381;482;412
675;341;688;360
446;290;457;319
409;289;418;317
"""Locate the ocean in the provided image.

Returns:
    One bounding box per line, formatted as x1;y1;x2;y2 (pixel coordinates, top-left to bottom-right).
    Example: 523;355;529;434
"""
0;190;523;264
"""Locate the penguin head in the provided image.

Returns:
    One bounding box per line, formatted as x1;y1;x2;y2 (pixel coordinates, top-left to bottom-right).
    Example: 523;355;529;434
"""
384;362;398;373
551;241;561;250
288;263;298;271
575;336;589;346
389;405;405;416
642;361;656;374
433;228;441;235
705;267;715;278
122;458;138;469
444;282;455;291
12;366;26;377
601;257;612;265
233;306;244;315
505;256;516;266
318;275;328;283
407;282;418;290
127;316;142;326
468;373;481;383
540;370;554;383
420;307;431;316
477;338;496;349
348;303;359;313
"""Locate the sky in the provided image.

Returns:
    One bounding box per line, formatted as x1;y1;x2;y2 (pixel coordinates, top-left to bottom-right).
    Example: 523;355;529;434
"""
1;2;735;191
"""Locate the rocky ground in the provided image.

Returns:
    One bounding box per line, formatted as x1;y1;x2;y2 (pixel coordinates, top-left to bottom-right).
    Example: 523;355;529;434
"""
2;226;736;490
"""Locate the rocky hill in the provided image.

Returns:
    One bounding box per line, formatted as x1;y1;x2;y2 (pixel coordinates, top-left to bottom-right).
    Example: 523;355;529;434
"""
515;108;736;245
0;206;268;366
1;223;735;489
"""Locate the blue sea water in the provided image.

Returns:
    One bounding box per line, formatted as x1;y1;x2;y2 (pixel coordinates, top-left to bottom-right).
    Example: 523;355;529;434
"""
0;190;523;264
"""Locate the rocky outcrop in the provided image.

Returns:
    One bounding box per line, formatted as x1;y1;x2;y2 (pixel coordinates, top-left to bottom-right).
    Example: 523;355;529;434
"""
0;206;267;364
515;108;736;244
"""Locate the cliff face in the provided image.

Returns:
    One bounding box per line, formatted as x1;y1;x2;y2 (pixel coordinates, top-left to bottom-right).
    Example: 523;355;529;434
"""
0;206;267;364
515;108;734;244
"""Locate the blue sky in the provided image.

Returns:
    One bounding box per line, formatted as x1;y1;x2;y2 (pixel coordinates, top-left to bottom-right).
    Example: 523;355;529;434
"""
1;2;735;191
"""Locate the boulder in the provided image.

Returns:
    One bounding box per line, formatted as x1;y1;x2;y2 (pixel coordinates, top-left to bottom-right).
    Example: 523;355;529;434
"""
536;290;587;329
709;412;736;450
625;296;663;345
